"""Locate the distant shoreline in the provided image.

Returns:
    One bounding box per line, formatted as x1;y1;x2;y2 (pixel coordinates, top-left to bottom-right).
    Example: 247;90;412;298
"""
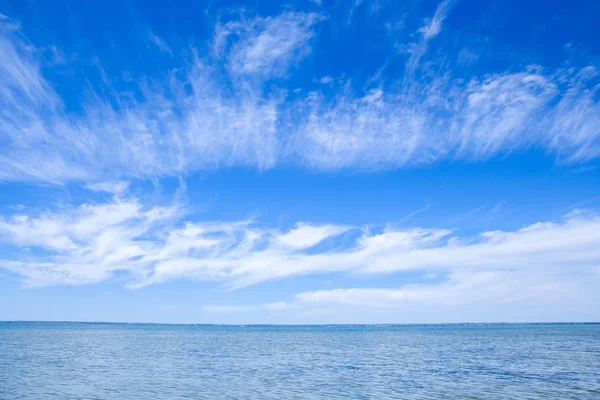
2;320;599;327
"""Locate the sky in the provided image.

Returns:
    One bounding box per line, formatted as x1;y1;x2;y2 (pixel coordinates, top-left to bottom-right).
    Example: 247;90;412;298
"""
0;0;599;324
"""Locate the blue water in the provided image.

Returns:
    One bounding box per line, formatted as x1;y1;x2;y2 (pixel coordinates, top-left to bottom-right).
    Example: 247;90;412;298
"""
1;323;599;399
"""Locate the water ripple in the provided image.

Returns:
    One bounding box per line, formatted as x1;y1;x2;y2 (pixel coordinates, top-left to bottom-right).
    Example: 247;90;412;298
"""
1;323;599;399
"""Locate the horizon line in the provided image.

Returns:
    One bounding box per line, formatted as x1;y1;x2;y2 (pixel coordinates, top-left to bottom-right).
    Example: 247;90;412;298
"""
2;320;599;326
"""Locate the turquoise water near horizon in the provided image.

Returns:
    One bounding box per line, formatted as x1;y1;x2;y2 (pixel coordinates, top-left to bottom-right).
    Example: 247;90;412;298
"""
1;322;599;399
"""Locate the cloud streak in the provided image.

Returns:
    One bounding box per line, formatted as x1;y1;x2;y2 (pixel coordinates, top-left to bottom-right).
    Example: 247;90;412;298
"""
215;11;323;78
262;266;600;322
295;68;600;168
0;5;599;184
1;185;599;303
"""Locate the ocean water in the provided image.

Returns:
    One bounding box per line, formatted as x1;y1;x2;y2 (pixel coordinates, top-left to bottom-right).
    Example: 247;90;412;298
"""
1;323;599;399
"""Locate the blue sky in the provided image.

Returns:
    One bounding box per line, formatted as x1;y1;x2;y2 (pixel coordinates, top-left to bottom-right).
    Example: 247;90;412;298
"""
0;0;599;323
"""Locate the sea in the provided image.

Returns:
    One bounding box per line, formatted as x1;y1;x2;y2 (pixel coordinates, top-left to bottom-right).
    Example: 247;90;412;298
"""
1;322;599;399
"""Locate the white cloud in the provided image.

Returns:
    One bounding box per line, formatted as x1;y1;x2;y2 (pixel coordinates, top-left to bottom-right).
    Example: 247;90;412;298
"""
0;14;290;182
295;68;600;168
264;265;600;322
272;223;349;249
148;31;172;56
264;226;600;321
288;270;577;309
0;190;182;286
86;181;130;197
418;0;452;39
546;67;600;162
0;8;599;183
405;0;453;79
456;71;555;157
215;12;322;78
1;185;600;301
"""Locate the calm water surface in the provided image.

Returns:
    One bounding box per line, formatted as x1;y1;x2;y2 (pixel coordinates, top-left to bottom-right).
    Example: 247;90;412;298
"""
1;322;599;399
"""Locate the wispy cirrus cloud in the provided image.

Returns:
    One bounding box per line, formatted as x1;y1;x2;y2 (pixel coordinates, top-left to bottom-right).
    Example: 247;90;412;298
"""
0;4;599;184
406;0;453;78
147;30;172;56
214;11;323;78
295;67;600;168
0;11;319;182
418;0;452;40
